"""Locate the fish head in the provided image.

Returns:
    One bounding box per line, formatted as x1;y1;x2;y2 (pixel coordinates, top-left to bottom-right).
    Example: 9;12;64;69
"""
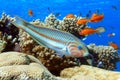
68;44;89;57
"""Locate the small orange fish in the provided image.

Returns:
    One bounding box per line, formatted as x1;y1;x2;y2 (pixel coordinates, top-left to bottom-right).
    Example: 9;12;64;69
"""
76;18;89;25
90;13;104;22
79;27;105;36
108;33;115;37
66;14;76;18
28;10;33;16
108;42;119;50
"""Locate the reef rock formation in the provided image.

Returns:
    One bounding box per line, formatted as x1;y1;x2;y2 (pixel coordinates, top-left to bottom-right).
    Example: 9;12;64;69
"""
0;52;63;80
60;65;120;80
0;52;120;80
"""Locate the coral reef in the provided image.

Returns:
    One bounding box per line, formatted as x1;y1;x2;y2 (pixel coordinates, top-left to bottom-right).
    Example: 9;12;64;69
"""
0;13;19;52
0;13;120;79
18;14;120;75
60;65;120;80
87;44;120;70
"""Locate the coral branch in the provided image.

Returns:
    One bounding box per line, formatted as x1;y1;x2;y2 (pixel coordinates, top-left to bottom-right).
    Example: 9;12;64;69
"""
87;44;120;70
0;13;19;52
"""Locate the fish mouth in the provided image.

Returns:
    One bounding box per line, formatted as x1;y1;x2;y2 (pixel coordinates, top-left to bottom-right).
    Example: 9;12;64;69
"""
71;49;85;57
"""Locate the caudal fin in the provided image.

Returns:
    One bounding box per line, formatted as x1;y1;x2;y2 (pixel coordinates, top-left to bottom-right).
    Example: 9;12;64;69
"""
96;27;105;34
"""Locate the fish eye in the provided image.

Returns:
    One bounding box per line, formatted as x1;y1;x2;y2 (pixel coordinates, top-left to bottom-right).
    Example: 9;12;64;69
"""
78;46;82;49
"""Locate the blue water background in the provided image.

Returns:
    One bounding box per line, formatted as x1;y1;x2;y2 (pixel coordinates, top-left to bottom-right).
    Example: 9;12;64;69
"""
0;0;120;71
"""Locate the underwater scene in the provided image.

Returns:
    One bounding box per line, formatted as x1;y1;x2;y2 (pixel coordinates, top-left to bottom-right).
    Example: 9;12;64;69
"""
0;0;120;80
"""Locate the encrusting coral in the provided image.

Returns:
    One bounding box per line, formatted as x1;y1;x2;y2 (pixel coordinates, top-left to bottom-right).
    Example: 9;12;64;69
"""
87;43;120;70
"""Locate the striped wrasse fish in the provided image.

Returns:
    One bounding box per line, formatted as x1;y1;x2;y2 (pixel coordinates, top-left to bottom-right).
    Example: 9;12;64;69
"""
11;16;89;57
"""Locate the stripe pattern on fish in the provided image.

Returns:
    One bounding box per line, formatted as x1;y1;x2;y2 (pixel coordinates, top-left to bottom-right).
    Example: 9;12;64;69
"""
11;16;89;57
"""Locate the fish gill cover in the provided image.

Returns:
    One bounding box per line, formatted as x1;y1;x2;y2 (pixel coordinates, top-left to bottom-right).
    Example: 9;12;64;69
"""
0;0;120;79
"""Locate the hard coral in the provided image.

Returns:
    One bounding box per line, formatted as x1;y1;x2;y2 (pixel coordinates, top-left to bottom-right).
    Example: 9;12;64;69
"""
30;19;45;27
45;13;87;38
87;44;120;70
0;39;7;53
18;29;36;55
45;13;60;29
0;13;19;52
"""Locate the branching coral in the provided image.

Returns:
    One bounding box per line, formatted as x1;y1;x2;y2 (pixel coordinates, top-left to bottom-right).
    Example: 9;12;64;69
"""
45;13;60;29
30;19;45;27
0;39;7;53
0;13;19;52
18;29;36;55
87;43;120;70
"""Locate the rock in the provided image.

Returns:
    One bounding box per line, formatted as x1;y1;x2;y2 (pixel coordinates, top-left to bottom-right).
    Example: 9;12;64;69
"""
60;65;120;80
0;51;64;80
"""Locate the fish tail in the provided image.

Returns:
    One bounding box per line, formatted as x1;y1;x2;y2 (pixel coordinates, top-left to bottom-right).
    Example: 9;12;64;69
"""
96;27;105;34
88;19;91;22
11;16;28;29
